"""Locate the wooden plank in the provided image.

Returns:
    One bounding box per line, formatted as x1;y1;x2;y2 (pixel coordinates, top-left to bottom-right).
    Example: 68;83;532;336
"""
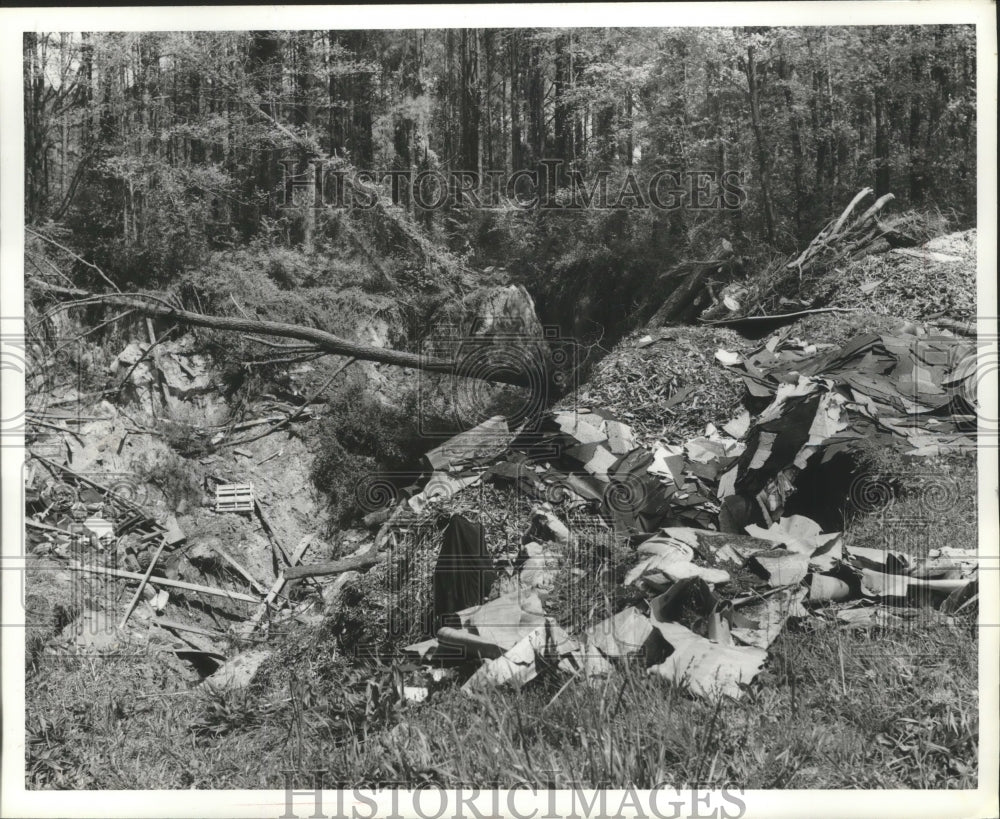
253;498;293;566
154;617;227;640
211;545;269;594
68;562;260;603
26;519;82;537
118;537;168;629
240;535;313;634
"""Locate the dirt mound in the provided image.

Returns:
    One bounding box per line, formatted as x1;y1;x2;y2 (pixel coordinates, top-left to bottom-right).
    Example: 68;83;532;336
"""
564;325;754;445
821;229;976;320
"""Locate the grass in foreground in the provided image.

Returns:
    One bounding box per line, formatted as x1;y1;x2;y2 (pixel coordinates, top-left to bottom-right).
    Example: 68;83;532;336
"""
25;454;979;790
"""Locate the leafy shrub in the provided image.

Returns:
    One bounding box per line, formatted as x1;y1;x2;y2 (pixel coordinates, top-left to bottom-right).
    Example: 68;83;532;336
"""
159;418;214;459
310;389;438;528
133;448;204;513
66;160;217;287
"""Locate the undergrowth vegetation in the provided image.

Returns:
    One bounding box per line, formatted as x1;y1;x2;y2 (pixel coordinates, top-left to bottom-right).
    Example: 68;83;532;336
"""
26;610;977;789
310;388;440;528
131;448;205;513
25;445;978;790
20;24;985;799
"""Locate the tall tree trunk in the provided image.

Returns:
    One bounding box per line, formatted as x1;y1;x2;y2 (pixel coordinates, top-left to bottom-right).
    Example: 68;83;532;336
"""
482;30;494;172
959;30;975;220
326;31;350;158
745;42;776;244
873;91;891;198
554;33;573;165
345;31;374;168
189;72;205;164
509;32;523;171
822;30;838;203
624;88;634;167
248;31;281;232
294;32;316;250
907;31;924;204
778;56;805;241
527;38;545;167
459;29;481;176
24;33;45;221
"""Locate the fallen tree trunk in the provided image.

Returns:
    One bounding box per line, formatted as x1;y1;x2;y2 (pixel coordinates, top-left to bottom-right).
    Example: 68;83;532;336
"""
284;549;380;580
691;189;897;324
36;283;539;388
648;267;713;328
647;239;741;328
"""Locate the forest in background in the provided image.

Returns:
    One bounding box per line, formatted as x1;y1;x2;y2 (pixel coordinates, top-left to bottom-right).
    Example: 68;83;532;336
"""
24;26;977;300
17;26;986;792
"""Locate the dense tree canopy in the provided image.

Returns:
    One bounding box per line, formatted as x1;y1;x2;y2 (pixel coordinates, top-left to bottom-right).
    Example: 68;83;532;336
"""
24;27;976;287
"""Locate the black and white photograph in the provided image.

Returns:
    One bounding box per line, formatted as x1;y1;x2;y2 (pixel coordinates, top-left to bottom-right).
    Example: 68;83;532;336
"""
1;3;997;818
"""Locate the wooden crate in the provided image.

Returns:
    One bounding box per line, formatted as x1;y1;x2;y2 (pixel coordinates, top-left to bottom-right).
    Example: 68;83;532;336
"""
215;482;254;513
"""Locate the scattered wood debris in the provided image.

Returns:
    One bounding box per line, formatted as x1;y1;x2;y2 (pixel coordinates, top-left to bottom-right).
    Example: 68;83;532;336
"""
214;482;254;513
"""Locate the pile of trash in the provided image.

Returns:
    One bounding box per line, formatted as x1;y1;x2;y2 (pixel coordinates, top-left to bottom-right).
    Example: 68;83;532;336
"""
400;510;977;702
388;320;980;702
402;321;978;545
26;453;186;569
713;323;977;530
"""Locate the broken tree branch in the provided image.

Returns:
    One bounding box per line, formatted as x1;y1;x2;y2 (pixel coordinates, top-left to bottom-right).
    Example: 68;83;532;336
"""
245;335;323;351
49;308;135;357
284;510;401;582
701;306;861;326
26;415;84;443
855;192;896;227
45;286;537;388
283;549;380;580
26;519;80;536
253;498;294;568
829;187;874;238
154;617;228;640
210;545;269;595
241;534;314;634
931;317;976;336
154;621;227;659
114;324;179;399
222;356;357;447
26;226;122;293
144;317;174;414
226;411;313;432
